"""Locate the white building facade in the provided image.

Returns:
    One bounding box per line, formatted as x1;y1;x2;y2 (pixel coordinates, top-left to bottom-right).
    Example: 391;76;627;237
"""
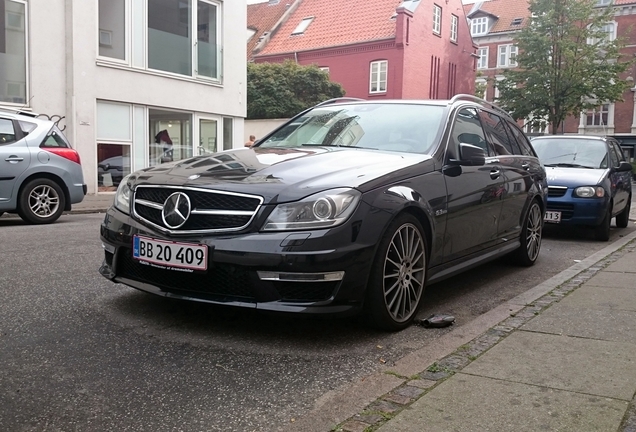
1;0;247;194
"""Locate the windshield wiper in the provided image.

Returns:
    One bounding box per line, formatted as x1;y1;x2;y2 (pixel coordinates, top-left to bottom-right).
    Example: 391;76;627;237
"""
544;163;595;169
300;143;343;147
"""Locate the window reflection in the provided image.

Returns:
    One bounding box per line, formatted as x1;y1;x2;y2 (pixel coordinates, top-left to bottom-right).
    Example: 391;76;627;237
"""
98;143;131;192
149;109;192;166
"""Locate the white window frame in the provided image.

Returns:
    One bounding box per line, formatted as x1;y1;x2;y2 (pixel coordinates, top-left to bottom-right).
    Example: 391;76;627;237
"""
450;14;458;42
96;0;224;82
475;78;487;100
586;104;612;126
477;47;488;69
471;17;488;36
319;67;330;76
494;75;505;100
433;5;442;35
369;60;388;94
292;16;314;35
596;0;611;5
1;0;29;107
497;44;518;67
587;22;617;45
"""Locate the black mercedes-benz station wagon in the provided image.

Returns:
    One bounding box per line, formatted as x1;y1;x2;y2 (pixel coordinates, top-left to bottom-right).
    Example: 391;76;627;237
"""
100;96;547;330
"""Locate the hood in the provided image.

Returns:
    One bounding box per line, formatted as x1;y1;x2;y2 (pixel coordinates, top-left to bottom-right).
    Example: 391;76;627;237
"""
545;166;606;187
132;147;432;203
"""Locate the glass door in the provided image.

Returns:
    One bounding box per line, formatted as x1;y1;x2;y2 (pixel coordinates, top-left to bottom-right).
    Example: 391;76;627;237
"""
197;117;219;155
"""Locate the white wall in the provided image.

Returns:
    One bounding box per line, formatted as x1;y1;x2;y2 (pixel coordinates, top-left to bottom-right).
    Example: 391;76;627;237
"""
244;118;288;143
23;0;247;194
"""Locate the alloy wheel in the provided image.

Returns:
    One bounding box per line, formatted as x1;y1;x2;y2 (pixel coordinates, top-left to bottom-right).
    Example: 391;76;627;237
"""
525;203;542;262
383;223;426;323
28;185;61;218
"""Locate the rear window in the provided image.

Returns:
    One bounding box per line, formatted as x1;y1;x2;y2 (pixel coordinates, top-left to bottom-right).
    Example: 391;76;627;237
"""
40;126;70;148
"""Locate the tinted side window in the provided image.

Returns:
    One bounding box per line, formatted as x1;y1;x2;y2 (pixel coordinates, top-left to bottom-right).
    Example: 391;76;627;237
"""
449;108;490;159
479;111;520;155
507;121;535;156
608;142;620;167
611;142;626;162
0;118;17;145
40;128;69;149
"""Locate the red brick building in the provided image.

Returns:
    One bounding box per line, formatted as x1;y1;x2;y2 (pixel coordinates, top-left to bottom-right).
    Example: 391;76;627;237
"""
248;0;477;100
465;0;636;160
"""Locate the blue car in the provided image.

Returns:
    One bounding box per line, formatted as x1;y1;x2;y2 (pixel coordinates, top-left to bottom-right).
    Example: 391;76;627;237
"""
531;135;632;241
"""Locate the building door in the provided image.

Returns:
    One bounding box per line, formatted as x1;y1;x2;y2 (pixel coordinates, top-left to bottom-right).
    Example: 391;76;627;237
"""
197;117;219;155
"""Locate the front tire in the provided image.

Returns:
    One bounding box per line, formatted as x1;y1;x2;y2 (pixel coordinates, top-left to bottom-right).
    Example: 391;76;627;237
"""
513;200;543;266
615;197;631;229
17;178;66;224
365;214;428;331
594;205;612;241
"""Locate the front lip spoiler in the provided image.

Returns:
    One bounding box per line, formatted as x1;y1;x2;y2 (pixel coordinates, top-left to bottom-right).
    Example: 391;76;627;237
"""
99;262;361;316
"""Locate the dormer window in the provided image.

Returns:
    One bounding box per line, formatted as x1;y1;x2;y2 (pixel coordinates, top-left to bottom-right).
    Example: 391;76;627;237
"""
511;18;523;26
292;17;314;35
471;17;488;36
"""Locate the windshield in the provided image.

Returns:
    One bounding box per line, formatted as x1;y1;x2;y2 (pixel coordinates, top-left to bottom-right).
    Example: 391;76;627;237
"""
532;138;608;169
258;103;446;155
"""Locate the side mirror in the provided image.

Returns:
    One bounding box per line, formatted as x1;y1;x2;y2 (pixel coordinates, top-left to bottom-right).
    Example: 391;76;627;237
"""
614;161;633;173
459;143;486;166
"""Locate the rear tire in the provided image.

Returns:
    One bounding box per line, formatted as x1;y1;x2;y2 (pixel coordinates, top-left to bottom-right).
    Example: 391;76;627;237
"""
513;200;543;266
364;214;428;331
594;206;612;241
17;178;66;224
615;197;631;229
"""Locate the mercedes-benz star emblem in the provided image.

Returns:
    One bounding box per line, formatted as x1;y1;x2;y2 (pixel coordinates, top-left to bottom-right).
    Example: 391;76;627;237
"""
161;192;191;229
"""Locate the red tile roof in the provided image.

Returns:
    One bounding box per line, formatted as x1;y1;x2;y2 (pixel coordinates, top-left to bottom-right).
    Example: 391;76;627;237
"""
463;0;530;34
256;0;400;56
464;0;636;35
247;1;296;59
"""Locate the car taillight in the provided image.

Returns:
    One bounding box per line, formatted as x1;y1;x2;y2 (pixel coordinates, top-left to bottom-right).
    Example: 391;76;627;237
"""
43;148;81;165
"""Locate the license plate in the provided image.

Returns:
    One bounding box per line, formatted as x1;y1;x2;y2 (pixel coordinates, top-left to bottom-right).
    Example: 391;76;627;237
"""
544;211;562;223
133;235;208;271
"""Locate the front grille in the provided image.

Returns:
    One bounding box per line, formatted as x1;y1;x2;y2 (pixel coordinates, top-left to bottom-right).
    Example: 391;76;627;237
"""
273;281;339;302
116;248;255;300
546;202;574;220
133;186;262;234
548;186;568;198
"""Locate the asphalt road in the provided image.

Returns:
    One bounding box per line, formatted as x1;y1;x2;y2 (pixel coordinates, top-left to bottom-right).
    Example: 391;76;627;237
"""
0;204;634;431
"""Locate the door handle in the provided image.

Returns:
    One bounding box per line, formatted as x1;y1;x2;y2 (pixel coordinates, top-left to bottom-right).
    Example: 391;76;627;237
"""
490;169;501;180
5;156;24;162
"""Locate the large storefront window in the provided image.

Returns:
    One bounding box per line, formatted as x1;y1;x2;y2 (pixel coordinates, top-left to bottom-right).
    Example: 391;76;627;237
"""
0;0;27;105
96;101;132;192
149;109;192;166
99;0;221;81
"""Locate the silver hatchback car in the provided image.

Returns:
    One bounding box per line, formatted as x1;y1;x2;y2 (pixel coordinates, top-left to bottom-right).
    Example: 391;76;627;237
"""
0;109;86;224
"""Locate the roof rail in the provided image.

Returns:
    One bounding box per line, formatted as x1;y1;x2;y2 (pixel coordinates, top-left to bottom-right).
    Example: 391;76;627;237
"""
314;97;366;108
449;94;510;117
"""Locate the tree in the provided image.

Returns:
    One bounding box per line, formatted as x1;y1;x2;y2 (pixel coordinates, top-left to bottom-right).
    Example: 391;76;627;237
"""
246;61;346;119
496;0;634;134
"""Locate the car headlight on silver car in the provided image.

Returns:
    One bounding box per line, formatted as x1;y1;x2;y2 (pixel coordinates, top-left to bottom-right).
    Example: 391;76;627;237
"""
114;174;132;214
574;186;605;198
262;188;361;231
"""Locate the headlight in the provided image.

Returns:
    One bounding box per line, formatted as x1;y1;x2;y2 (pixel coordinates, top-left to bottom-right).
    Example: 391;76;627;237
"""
574;186;605;198
262;188;361;231
114;174;132;214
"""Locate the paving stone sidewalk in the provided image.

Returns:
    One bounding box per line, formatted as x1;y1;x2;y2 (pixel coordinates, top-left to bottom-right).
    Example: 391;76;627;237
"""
335;234;636;432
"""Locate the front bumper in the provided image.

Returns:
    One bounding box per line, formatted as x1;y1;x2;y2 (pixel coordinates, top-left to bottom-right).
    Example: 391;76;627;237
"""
99;206;378;315
545;194;609;226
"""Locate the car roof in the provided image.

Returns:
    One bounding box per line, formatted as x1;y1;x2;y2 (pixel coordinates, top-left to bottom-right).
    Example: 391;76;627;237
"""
0;108;55;128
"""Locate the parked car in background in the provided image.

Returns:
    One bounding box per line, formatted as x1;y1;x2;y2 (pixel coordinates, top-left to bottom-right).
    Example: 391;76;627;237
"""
100;96;547;331
0;109;86;224
531;135;633;241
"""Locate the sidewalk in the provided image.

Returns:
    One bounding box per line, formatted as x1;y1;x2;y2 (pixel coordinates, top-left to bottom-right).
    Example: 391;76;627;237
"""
334;231;636;432
66;193;115;214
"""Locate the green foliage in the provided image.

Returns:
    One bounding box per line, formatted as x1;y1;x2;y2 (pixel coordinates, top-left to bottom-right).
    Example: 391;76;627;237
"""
496;0;634;134
246;61;346;119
